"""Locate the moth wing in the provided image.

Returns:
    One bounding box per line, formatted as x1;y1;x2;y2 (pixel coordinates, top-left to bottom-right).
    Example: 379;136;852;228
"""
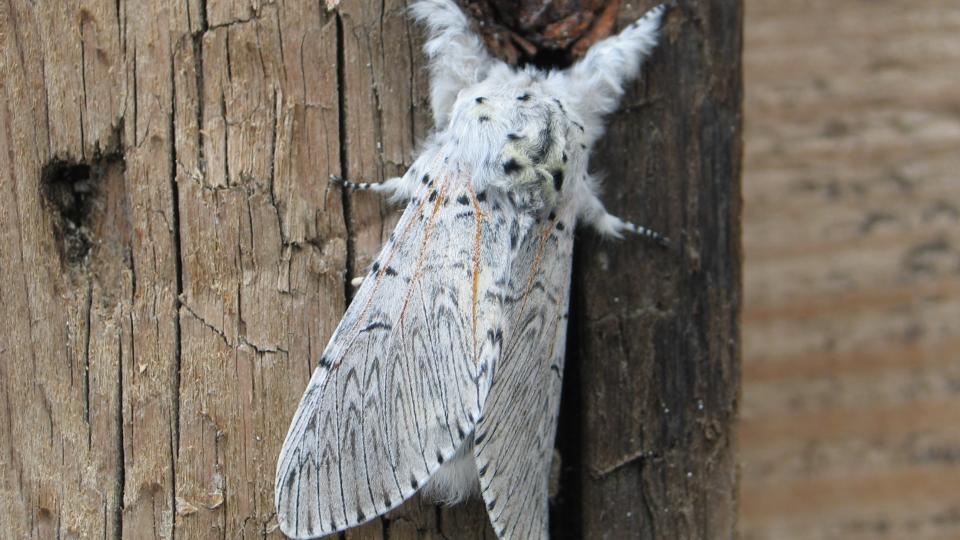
275;166;508;538
474;206;576;540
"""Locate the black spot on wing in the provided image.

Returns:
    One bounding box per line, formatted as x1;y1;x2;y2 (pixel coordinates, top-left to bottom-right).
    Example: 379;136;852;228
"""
285;469;297;491
457;194;469;205
360;321;393;333
477;191;487;202
385;266;398;277
421;173;430;184
475;96;486;103
478;115;490;122
517;93;531;101
503;159;521;174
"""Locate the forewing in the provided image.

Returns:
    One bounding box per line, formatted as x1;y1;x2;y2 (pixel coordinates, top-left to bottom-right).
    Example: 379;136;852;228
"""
275;165;509;538
474;203;576;540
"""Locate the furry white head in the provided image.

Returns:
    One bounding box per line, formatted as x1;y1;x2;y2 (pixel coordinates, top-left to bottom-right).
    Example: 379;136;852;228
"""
410;0;668;238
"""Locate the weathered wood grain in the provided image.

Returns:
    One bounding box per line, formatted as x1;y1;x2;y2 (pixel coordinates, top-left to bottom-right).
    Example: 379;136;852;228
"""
0;1;742;538
740;1;960;539
562;2;743;539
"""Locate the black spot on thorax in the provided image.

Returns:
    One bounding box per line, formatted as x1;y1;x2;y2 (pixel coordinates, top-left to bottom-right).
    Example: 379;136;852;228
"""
503;159;521;174
552;170;564;191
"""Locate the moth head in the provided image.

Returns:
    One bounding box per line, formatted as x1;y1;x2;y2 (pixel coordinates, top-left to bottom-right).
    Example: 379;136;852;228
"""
445;70;591;209
427;1;666;150
417;0;666;208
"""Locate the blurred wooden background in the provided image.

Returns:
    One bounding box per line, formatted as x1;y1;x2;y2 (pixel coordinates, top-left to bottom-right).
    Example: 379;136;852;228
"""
739;1;960;538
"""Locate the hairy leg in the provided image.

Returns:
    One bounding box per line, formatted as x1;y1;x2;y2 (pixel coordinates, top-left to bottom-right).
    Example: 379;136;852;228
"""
577;186;670;247
330;174;407;198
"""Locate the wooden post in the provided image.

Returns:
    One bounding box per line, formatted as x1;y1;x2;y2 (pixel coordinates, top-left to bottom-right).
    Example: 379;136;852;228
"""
562;2;744;537
0;1;741;538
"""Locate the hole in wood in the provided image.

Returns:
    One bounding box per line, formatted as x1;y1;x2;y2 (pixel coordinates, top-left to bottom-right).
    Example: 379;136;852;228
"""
40;154;123;265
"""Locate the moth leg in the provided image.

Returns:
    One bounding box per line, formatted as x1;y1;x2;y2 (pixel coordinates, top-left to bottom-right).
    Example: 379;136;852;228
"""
330;174;405;197
559;2;669;139
410;0;498;126
578;188;670;247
